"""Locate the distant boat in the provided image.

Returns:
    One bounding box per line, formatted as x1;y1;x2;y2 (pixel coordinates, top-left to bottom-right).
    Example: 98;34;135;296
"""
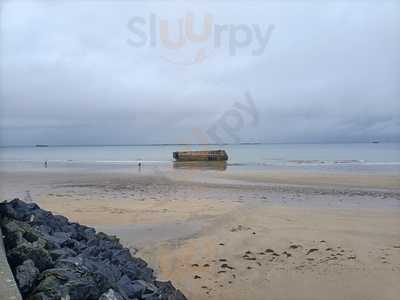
35;144;49;147
173;150;228;161
371;141;380;144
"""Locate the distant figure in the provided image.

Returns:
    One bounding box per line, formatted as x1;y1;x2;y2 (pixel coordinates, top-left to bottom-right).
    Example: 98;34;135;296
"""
44;160;48;168
138;160;142;172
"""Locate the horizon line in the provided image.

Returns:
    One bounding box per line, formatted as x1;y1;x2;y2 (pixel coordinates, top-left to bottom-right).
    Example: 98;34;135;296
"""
0;140;397;148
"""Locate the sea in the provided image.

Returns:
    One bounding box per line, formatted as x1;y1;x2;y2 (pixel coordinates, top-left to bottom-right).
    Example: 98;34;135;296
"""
0;143;400;174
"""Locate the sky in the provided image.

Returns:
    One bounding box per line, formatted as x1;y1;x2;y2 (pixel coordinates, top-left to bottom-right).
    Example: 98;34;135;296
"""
1;0;399;146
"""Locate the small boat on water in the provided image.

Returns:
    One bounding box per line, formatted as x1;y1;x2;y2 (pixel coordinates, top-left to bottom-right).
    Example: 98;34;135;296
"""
173;150;228;162
35;144;49;147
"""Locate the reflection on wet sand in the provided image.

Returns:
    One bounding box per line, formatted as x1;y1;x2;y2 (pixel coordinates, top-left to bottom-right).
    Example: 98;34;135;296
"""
173;161;227;171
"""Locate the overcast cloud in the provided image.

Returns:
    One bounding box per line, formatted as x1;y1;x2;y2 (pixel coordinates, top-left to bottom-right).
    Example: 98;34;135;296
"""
1;0;399;145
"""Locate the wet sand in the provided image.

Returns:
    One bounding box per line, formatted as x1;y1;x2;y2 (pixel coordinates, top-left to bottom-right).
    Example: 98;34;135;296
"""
0;168;399;299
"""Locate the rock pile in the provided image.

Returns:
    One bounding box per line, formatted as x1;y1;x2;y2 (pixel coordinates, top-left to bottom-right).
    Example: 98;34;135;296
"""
0;199;186;300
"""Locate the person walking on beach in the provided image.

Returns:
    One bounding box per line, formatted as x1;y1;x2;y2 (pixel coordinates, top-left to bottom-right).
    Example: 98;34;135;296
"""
44;160;48;168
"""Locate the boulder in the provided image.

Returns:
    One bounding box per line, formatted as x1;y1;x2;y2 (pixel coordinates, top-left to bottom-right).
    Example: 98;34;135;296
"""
32;267;100;300
0;199;187;300
7;241;54;272
99;289;125;300
15;259;39;295
49;248;77;260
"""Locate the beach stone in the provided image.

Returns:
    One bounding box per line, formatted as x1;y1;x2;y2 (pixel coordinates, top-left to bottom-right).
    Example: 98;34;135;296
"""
51;231;71;245
34;267;100;300
35;224;52;234
81;227;96;241
15;259;39;295
118;275;152;298
0;199;37;221
7;241;54;272
111;248;132;264
49;248;77;260
99;289;125;300
1;220;26;249
121;258;154;282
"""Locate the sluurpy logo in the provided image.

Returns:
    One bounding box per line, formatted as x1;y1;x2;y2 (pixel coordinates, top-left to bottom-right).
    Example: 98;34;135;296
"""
127;13;275;65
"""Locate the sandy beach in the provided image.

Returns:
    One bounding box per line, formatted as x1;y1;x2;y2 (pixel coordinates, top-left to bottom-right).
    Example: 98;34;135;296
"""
0;167;399;300
3;0;400;297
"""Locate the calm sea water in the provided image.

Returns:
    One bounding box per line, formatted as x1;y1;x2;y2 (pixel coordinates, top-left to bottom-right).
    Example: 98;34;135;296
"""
1;143;400;174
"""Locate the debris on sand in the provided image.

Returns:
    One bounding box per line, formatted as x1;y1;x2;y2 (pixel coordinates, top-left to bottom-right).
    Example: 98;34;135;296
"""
289;244;301;249
306;248;319;255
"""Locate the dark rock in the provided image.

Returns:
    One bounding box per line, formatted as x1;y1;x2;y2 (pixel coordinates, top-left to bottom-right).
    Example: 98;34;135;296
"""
81;227;96;241
118;275;157;298
28;292;53;300
51;231;71;245
32;267;99;300
1;220;26;249
99;289;125;300
49;248;77;260
15;259;39;295
7;242;54;272
0;199;187;300
35;224;51;235
122;259;154;282
156;281;187;300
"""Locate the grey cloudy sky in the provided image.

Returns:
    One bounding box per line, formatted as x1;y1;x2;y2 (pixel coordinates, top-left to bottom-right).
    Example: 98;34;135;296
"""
1;0;399;145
